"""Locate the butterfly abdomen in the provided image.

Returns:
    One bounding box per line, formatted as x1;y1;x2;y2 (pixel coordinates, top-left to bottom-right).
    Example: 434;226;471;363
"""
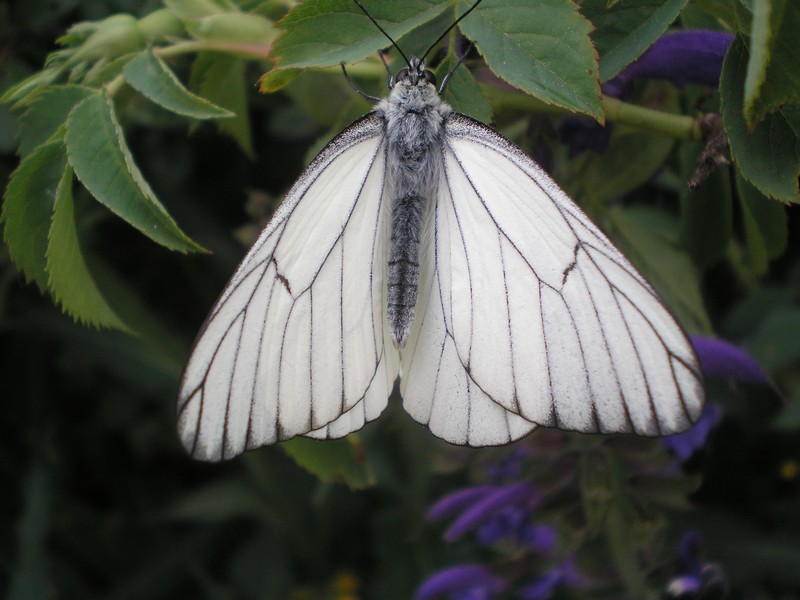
379;70;451;347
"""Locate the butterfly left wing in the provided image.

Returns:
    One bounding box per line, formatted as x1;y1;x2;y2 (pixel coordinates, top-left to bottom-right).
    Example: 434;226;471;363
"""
178;114;400;461
400;114;704;446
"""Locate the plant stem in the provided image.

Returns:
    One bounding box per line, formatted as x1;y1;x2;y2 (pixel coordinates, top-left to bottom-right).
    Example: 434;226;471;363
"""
483;85;705;141
602;96;702;140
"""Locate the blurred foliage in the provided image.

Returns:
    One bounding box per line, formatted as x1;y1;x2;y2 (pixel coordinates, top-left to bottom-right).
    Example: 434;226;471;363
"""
1;0;798;598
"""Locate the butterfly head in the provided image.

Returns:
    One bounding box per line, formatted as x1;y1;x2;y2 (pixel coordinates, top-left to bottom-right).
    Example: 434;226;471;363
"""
395;57;437;88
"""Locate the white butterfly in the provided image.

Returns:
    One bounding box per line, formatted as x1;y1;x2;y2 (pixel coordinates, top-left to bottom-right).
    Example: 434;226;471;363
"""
177;8;704;462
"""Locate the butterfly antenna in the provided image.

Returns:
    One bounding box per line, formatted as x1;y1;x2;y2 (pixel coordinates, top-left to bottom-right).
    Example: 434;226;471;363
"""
353;0;410;66
438;41;474;93
422;0;483;63
341;63;382;101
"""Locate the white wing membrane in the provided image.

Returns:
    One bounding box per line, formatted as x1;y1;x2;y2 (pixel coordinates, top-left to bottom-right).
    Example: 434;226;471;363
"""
400;114;703;444
178;115;400;461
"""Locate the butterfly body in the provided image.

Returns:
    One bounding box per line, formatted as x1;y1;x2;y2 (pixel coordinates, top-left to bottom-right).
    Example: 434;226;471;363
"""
380;58;450;347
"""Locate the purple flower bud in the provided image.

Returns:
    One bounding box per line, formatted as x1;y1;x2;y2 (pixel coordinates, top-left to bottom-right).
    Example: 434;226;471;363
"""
427;486;497;523
415;564;505;600
690;335;769;384
444;481;537;542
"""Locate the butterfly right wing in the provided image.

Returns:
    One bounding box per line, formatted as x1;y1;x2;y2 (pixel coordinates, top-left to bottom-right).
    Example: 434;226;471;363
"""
178;113;400;461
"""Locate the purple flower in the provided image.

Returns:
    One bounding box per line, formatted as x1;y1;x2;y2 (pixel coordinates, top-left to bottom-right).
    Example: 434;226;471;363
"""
415;564;505;600
427;486;499;523
662;402;721;461
428;481;552;550
690;335;769;384
518;557;583;600
605;30;733;96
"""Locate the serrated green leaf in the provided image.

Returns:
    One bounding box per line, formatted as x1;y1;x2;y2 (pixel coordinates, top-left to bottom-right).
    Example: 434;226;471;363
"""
435;56;493;122
721;36;800;203
18;85;95;157
582;0;689;82
123;49;234;120
271;0;449;68
282;437;375;490
46;166;129;331
1;140;68;290
608;206;711;333
191;52;253;156
460;0;601;119
64;91;206;252
736;173;788;275
743;0;800;126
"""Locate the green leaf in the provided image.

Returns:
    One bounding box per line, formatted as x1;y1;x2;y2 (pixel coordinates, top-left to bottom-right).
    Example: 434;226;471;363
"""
64;91;206;252
123;49;234;120
46;166;129;331
459;0;602;119
735;173;788;275
743;0;800;126
608;206;711;333
582;0;689;82
435;55;493;122
1;140;68;290
721;36;800;203
270;0;449;68
282;437;375;490
191;53;254;156
17;85;95;157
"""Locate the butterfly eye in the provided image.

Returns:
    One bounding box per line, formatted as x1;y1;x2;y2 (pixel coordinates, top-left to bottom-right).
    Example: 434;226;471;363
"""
396;68;410;82
423;70;437;86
